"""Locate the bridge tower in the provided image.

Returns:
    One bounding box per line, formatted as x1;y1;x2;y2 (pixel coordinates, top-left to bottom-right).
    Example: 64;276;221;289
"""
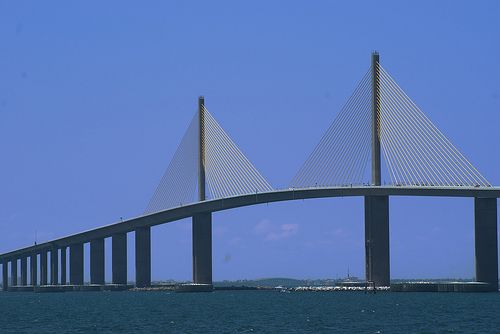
371;52;381;187
365;52;390;287
192;96;213;285
198;96;206;202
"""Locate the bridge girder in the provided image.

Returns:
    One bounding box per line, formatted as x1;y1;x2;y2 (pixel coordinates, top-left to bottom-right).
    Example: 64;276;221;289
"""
1;187;499;261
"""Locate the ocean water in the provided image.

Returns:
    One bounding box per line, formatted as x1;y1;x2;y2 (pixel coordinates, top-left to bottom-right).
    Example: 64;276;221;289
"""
0;290;499;333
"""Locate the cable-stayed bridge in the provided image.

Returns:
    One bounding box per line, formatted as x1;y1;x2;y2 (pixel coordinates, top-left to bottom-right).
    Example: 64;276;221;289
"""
1;53;498;291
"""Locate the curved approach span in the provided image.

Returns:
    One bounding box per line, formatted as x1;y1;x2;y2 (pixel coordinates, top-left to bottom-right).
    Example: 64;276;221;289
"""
1;186;499;261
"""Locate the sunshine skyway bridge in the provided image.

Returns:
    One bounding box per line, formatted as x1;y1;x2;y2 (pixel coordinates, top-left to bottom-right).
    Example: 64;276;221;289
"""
1;53;498;292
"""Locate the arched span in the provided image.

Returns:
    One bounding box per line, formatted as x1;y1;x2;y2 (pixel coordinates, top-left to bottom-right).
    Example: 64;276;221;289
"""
0;186;499;261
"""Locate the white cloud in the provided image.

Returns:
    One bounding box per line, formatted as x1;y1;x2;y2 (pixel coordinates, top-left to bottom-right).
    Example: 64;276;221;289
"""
329;228;344;237
264;223;299;241
254;219;272;234
254;219;299;241
214;226;228;236
229;237;243;246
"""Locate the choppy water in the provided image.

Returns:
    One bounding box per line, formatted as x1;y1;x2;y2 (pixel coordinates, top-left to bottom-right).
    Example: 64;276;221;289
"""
0;290;499;333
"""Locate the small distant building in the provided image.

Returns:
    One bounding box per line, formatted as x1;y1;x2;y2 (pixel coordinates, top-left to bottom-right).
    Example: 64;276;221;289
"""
335;269;364;287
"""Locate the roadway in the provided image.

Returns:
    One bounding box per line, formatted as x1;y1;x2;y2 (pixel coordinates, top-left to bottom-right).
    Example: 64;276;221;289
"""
1;186;499;261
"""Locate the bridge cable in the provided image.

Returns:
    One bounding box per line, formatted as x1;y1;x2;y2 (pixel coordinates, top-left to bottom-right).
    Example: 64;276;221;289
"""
289;67;372;188
144;111;199;215
203;107;273;198
290;71;368;187
377;63;490;186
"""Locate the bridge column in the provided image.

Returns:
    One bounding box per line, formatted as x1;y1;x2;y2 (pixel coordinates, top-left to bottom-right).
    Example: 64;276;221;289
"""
193;212;212;284
198;96;206;201
21;255;28;286
135;227;151;288
90;238;105;285
2;260;7;291
70;243;84;285
60;247;67;285
40;250;48;285
371;52;381;186
365;195;390;287
50;247;59;285
112;233;127;285
474;197;498;291
11;258;18;287
30;252;38;286
192;95;212;285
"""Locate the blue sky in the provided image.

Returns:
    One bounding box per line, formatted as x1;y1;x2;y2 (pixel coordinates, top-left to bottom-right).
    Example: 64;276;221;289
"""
1;1;499;282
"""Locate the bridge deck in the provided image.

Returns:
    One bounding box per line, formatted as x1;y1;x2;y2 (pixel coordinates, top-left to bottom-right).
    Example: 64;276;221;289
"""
1;186;499;261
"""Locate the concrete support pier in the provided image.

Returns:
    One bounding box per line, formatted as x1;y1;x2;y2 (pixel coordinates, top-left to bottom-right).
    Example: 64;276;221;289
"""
51;247;59;285
2;260;8;291
40;251;48;285
90;238;105;285
135;227;151;288
365;195;390;287
60;247;67;285
474;197;498;291
11;258;17;287
112;233;127;284
21;256;28;286
30;252;38;286
193;212;212;284
70;243;84;285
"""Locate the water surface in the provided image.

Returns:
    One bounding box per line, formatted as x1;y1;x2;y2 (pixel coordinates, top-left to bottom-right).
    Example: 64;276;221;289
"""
0;290;498;333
